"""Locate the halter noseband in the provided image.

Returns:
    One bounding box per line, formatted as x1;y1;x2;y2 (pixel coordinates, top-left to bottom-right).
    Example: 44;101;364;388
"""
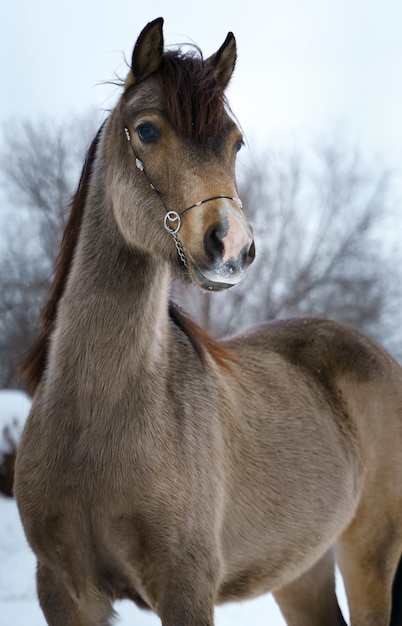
124;127;243;267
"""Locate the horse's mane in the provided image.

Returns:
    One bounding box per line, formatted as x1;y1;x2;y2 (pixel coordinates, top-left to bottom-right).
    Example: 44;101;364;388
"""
169;302;238;374
19;52;236;394
18;126;104;395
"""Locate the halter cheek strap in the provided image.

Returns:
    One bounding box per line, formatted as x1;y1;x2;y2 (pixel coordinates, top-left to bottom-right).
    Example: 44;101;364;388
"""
124;127;243;267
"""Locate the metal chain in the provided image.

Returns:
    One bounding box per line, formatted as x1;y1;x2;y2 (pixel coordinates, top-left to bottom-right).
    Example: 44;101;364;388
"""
172;233;188;267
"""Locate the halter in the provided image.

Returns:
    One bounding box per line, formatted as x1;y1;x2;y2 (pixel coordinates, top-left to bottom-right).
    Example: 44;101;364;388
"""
124;127;243;267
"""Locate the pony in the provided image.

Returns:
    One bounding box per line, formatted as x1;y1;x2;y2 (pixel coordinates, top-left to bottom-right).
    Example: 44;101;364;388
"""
15;17;402;626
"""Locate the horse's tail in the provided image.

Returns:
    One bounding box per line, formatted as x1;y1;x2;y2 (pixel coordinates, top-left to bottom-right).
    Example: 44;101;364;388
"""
390;554;402;625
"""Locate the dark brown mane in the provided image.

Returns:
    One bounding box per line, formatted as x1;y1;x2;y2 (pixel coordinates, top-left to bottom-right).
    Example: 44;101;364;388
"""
169;302;238;373
158;49;228;141
19;125;104;395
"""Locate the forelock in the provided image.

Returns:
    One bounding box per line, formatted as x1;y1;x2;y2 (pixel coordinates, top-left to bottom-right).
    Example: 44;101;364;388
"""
157;48;228;142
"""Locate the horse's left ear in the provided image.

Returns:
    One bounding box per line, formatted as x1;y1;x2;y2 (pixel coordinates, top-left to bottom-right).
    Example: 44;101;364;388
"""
125;17;164;89
207;32;237;91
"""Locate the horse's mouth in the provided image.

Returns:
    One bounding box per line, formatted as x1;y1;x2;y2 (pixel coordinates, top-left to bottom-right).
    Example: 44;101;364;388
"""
191;264;244;292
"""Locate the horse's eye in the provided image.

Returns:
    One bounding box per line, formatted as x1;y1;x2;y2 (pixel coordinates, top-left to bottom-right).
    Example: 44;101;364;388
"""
136;123;160;143
236;139;244;153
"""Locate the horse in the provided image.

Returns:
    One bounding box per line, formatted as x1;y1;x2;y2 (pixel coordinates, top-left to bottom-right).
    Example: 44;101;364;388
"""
14;17;402;626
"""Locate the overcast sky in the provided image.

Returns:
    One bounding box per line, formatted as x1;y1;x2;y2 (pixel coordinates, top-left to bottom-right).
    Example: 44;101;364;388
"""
1;0;402;161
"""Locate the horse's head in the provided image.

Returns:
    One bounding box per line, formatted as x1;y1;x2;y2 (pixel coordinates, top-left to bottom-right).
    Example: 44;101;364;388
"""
107;17;255;291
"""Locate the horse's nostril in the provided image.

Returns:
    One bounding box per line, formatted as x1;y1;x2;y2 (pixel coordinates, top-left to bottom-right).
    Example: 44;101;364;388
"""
247;240;256;264
238;240;255;269
204;224;224;261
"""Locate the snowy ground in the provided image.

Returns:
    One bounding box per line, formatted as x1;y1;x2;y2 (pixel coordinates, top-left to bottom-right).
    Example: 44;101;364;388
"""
0;390;31;460
0;390;350;625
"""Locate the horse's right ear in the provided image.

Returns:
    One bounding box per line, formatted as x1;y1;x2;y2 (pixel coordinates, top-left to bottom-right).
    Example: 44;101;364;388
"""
125;18;164;89
207;32;237;91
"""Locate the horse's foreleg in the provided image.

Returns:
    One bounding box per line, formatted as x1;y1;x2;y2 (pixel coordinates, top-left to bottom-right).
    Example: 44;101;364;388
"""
273;548;347;626
160;601;214;626
157;550;218;626
36;561;115;626
337;516;402;626
159;578;216;626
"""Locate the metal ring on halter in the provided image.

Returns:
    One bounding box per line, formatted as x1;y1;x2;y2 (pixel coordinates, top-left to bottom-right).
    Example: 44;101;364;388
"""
164;211;181;235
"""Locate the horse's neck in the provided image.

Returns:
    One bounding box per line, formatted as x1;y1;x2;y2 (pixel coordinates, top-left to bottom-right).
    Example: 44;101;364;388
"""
47;197;171;409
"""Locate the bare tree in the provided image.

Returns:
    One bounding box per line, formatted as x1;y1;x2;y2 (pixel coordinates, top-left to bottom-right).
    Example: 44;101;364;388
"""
0;229;51;387
0;115;99;388
1;115;98;260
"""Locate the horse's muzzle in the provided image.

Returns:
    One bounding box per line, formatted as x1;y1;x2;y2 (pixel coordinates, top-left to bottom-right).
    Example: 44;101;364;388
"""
195;203;255;290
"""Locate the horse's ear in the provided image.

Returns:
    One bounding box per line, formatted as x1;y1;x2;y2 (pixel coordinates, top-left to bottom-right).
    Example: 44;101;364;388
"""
207;32;237;91
125;17;164;89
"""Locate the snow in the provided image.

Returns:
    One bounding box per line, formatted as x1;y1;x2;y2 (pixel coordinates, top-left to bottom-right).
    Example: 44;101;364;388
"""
0;391;350;624
0;390;31;456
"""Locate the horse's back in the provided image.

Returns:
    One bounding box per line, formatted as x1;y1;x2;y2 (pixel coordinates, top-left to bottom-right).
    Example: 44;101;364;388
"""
227;317;396;386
